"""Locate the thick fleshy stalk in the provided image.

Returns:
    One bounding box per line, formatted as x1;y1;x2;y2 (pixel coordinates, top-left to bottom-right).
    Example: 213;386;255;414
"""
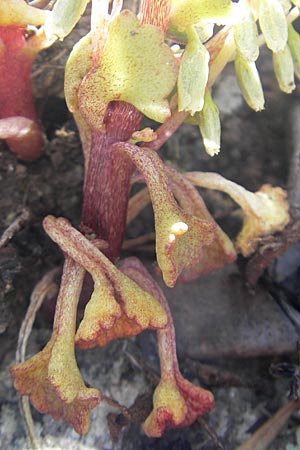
80;0;172;260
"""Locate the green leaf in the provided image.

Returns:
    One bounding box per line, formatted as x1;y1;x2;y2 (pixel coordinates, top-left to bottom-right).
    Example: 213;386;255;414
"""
44;0;90;41
78;11;178;130
169;0;232;31
178;27;210;114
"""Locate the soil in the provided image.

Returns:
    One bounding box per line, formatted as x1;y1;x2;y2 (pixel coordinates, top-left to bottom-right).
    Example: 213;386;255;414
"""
1;10;300;450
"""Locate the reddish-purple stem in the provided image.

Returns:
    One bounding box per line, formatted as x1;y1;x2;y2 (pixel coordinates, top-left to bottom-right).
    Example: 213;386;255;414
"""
81;102;142;260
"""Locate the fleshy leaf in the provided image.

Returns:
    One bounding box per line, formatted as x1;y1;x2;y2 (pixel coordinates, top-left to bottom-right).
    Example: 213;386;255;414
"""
43;216;168;348
169;0;232;31
44;0;90;41
185;172;290;256
65;33;92;114
78;10;178;130
11;257;101;435
64;33;92;166
117;257;214;437
0;0;47;26
177;26;210;114
116;143;216;287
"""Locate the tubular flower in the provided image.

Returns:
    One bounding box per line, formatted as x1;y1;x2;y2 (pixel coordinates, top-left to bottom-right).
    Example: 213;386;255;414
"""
116;257;214;437
10;257;101;435
115;142;216;287
43;216;168;348
165;166;236;281
185;172;290;256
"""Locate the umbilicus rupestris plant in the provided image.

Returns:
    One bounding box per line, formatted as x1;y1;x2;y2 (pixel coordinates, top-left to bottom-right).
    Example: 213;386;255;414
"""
10;0;297;439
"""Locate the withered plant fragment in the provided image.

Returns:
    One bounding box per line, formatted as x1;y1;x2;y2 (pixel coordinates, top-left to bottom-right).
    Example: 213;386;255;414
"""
43;216;167;348
115;142;216;287
185;172;290;256
116;257;214;437
11;257;101;435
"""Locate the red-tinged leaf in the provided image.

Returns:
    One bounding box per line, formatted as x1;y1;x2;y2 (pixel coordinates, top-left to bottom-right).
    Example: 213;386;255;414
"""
78;10;178;130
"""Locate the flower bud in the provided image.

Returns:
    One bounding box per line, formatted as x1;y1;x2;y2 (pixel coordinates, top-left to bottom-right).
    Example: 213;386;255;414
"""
288;24;300;80
273;44;295;93
234;55;265;111
178;27;210;114
259;0;288;52
198;90;221;156
234;5;259;61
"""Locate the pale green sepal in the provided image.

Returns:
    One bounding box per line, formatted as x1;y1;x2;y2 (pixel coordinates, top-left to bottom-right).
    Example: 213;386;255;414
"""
198;90;221;156
170;0;232;31
258;0;288;52
273;44;296;93
288;24;300;80
234;6;259;62
44;0;90;41
78;11;178;130
234;55;265;111
178;27;210;115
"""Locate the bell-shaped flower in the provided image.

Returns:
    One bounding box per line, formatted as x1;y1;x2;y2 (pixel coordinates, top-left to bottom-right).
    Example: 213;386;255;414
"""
78;10;178;131
177;26;210;115
258;0;288;53
10;257;101;435
288;24;300;80
198;89;221;156
233;3;259;62
234;55;265;111
185;172;290;256
273;44;295;93
115;143;216;287
43;216;168;348
165;166;236;281
116;257;214;437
